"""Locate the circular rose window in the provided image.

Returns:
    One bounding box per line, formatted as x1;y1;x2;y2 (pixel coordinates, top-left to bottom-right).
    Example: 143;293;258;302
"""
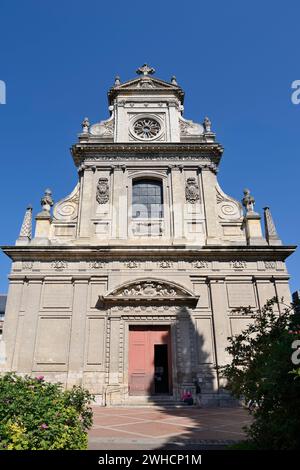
133;118;161;140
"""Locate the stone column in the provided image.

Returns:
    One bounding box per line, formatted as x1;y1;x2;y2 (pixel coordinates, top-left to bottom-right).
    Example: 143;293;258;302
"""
170;166;185;242
17;278;43;372
78;167;94;240
209;277;231;368
1;279;24;370
67;279;89;387
201;168;220;244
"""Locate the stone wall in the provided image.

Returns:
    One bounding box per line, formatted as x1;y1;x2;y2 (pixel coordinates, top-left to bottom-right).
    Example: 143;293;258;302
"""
1;258;291;405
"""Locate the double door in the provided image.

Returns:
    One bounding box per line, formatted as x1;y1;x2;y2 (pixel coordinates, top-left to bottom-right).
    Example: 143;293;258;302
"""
128;326;172;396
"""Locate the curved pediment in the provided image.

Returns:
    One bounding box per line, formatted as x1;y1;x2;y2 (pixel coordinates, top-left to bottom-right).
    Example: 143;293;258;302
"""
102;278;197;302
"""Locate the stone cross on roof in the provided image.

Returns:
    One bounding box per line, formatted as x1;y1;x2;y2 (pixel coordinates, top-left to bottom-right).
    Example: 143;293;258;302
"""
136;64;155;76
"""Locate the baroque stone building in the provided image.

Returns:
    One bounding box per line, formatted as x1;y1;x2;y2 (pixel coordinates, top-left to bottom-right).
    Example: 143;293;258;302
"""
1;65;295;405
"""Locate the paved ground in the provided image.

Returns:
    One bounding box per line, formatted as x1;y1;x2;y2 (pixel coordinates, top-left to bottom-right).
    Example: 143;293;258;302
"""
88;406;251;450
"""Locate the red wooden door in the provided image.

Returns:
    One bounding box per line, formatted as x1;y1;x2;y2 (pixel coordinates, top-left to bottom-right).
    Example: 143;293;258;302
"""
129;326;171;396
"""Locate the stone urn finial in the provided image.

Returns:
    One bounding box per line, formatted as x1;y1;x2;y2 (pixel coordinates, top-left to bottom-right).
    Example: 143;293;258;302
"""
203;116;212;133
114;75;121;86
171;75;178;85
81;117;90;134
242;188;255;214
40;188;54;215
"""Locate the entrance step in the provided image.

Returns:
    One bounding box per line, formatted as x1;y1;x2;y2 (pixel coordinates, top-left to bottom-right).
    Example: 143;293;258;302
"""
125;395;183;408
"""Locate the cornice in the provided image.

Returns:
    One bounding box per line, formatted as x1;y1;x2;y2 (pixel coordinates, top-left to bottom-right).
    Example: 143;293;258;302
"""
1;244;296;262
71;142;224;167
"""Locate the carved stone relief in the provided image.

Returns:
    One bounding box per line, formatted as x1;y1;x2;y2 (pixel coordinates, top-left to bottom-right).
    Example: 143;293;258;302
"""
22;261;33;270
192;260;209;269
51;261;68;271
53;184;80;221
158;260;173;268
179;117;204;136
264;261;276;270
89;117;114;137
96;178;109;204
185;177;200;204
230;260;247;270
216;186;242;221
89;261;105;269
105;279;195;301
112;281;187;298
124;261;140;269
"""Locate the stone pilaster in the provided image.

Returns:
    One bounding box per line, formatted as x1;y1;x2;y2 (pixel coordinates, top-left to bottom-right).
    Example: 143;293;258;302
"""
201;168;220;244
17;279;43;372
111;165;127;240
1;279;24;370
274;277;292;311
168;101;181;141
176;315;193;383
209;277;231;369
67;279;89;387
108;314;120;385
255;277;277;310
170;166;185;242
78;166;94;240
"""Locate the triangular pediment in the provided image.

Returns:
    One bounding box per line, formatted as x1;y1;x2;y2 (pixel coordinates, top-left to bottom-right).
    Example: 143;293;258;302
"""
108;76;184;104
101;278;197;302
114;76;180;91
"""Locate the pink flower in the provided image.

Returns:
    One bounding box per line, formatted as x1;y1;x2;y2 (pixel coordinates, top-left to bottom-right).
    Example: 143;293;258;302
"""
36;376;44;381
40;423;48;430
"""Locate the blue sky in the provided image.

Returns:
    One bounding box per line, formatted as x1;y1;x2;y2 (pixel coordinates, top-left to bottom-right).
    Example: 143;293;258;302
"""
0;0;299;293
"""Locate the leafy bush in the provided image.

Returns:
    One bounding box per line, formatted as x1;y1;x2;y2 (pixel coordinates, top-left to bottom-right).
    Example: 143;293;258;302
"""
221;297;300;450
227;441;259;450
0;373;94;450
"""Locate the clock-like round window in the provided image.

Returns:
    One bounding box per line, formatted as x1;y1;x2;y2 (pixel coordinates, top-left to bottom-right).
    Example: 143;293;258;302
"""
133;118;161;140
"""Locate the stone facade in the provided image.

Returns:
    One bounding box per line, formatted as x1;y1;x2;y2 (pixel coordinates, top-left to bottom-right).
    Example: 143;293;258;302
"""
0;65;296;406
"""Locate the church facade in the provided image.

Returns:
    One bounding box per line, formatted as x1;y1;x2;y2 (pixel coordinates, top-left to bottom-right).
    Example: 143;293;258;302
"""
1;65;295;405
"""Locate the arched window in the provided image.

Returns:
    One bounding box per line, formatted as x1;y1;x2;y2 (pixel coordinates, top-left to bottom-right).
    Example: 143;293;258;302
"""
132;179;163;219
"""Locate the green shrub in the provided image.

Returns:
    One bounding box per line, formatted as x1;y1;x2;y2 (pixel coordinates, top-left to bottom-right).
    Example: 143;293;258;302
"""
221;297;300;450
227;441;259;450
0;373;94;450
